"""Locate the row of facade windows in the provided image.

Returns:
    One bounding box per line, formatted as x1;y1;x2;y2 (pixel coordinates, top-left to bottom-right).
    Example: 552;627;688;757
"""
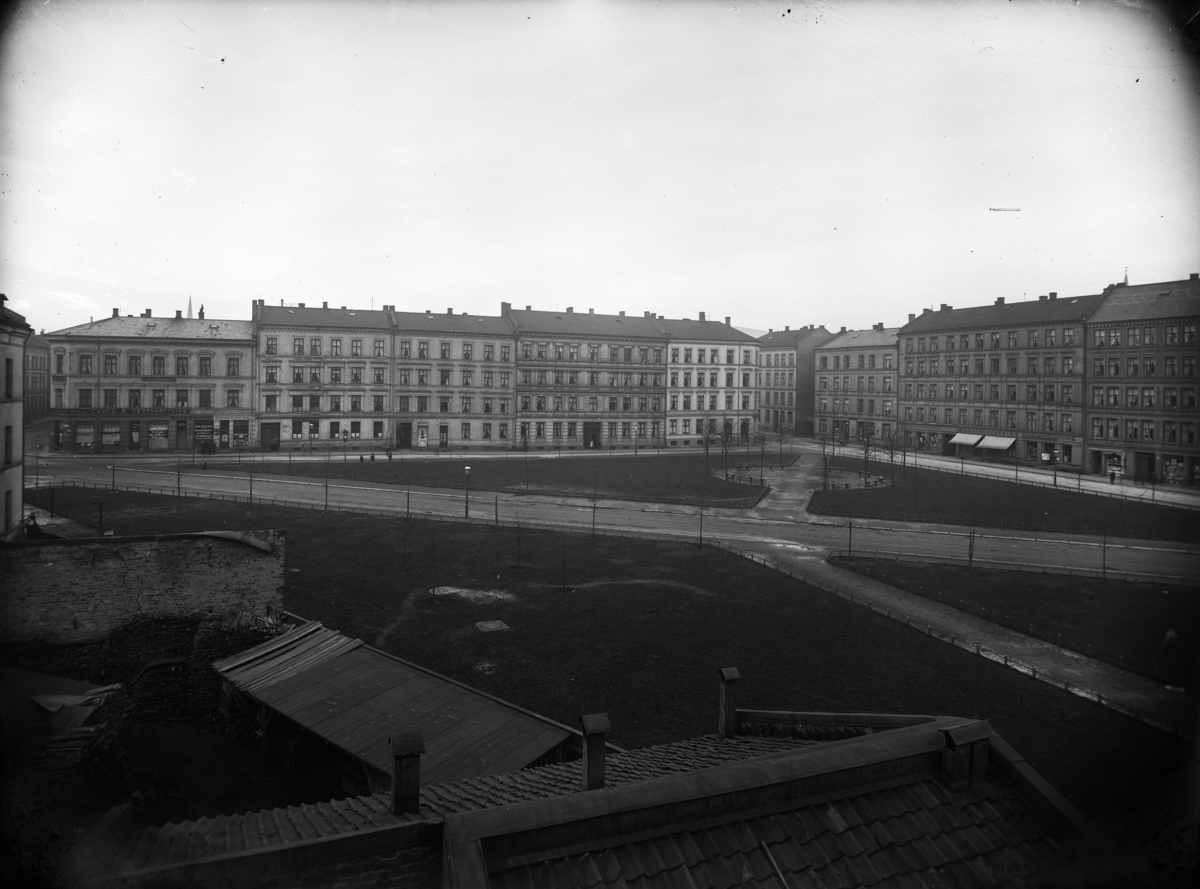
66;389;241;409
1090;418;1197;444
820;377;895;393
67;355;242;376
1090;325;1197;348
901;382;1077;403
1089;387;1197;410
904;356;1078;376
899;405;1078;432
819;354;894;370
906;329;1080;352
669;348;754;365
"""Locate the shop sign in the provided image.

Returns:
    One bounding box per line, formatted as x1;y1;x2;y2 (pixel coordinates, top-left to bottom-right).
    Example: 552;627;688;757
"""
194;416;215;442
79;407;192;415
149;421;170;451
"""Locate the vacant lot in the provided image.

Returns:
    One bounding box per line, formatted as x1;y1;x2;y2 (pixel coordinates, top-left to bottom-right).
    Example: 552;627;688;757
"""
831;558;1200;688
197;450;762;505
21;486;1187;836
809;456;1198;542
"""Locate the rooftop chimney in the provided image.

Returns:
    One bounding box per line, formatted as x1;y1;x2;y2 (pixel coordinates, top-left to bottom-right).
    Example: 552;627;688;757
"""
448;307;453;315
1038;294;1047;301
580;713;610;791
995;298;1005;306
644;311;650;318
725;316;731;326
526;305;532;311
922;308;932;314
840;326;846;333
940;304;949;312
388;731;424;815
718;667;740;739
589;309;594;314
1191;273;1198;281
175;310;183;319
908;313;915;322
143;309;152;317
198;305;205;320
1048;292;1057;300
111;308;119;318
940;721;993;791
619;311;625;316
568;307;575;313
699;312;706;322
298;303;305;308
873;323;883;331
501;301;512;313
426;309;431;314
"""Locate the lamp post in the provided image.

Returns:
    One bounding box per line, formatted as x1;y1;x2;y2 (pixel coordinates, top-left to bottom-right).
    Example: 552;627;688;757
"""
342;428;349;462
464;465;471;517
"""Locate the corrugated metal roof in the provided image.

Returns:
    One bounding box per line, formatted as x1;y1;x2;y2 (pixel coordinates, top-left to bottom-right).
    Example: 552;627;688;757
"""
214;622;572;787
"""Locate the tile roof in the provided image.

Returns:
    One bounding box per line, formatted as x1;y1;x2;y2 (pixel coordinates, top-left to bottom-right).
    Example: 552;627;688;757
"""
256;304;392;330
1087;277;1200;324
899;292;1107;334
758;326;834;348
487;778;1064;889
215;621;574;787
818;327;900;351
45;316;254;340
391;310;514;336
506;307;666;339
652;318;760;344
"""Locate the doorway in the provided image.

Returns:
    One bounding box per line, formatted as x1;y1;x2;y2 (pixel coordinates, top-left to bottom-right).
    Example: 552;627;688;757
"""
583;422;601;450
398;422;413;449
261;423;281;452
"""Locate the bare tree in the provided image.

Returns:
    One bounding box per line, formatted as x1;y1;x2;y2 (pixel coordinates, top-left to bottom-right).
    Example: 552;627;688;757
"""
860;421;875;481
879;425;902;483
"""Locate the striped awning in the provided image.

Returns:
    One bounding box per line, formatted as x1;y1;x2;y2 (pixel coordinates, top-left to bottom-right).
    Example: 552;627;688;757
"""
948;433;982;446
977;435;1017;450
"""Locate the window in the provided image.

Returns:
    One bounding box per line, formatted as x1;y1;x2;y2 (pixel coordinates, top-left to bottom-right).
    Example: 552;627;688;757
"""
1165;325;1179;345
1109;358;1120;377
1165;387;1178;408
331;338;343;356
293;367;305;384
370;339;383;358
371;395;383;412
311;367;323;384
309;338;322;356
293;337;305;356
1091;418;1104;438
460;422;471;440
440;397;450;413
264;337;278;356
351;367;363;384
991;333;1001;348
1185;356;1196;377
227;390;240;408
1165;356;1178;377
1126;419;1138;440
1164;421;1178;442
351;395;363;411
1006;332;1018;348
227;357;240;376
350;421;361;439
1063;328;1075;345
331;367;343;384
417;396;428;412
330;395;342;411
397;395;409;412
1126;388;1139;408
1184;388;1197;409
351;339;363;357
373;368;385;384
263;394;276;412
309;394;320;411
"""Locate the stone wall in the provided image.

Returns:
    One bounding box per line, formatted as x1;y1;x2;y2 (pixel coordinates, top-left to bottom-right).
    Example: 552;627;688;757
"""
0;530;285;643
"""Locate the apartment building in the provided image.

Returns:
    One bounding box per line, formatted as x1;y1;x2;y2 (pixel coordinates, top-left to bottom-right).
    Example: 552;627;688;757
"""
814;325;899;444
896;293;1105;469
23;333;50;424
1;294;32;536
502;304;666;450
656;314;759;446
46;307;255;453
1084;274;1200;484
757;325;834;437
391;309;516;450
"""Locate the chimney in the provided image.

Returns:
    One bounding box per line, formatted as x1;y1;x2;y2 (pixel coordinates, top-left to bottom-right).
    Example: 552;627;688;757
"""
922;308;932;314
940;721;993;791
619;311;625;316
580;713;610;790
1190;273;1198;280
725;316;731;326
784;325;790;331
873;322;883;331
426;309;431;314
699;312;706;321
643;311;650;318
298;303;305;308
840;326;846;333
908;313;915;322
994;298;1005;306
322;301;328;308
175;310;183;319
589;309;594;314
389;731;424;815
111;308;119;318
768;328;773;333
447;307;453;315
501;301;512;313
1038;294;1047;301
1048;292;1057;300
143;309;152;317
526;305;532;311
940;304;949;312
718;667;740;739
568;307;575;313
198;305;205;320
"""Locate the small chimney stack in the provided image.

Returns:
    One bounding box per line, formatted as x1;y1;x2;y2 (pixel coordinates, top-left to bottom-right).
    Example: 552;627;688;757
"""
1048;292;1057;300
111;308;119;318
198;305;205;320
940;721;993;791
1190;273;1198;280
784;325;790;331
699;311;706;322
298;303;305;308
526;305;532;311
175;310;183;319
619;311;625;316
589;309;594;314
568;307;574;313
718;667;740;739
840;326;846;333
644;311;650;318
580;713;610;790
940;304;949;312
994;298;1005;306
448;307;453;315
908;313;915;322
322;301;328;309
725;316;731;326
389;731;425;814
143;309;151;317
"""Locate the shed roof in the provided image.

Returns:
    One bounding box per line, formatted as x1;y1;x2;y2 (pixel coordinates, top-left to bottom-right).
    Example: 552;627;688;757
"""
1088;277;1200;324
46;316;254;341
899;292;1107;335
214;622;573;786
818;327;900;351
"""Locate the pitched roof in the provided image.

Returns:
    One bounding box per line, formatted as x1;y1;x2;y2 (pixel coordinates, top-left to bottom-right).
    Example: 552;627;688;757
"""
45;316;254;341
506;307;666;339
899;292;1107;334
256;304;392;330
652;318;760;344
391;310;514;336
214;622;574;787
1088;276;1200;324
818;327;900;351
757;326;834;348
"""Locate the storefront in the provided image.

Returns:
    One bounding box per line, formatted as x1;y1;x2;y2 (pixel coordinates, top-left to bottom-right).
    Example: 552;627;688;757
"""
52;408;194;453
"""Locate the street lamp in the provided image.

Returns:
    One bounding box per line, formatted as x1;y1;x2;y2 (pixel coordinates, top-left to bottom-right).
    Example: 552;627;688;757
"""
342;428;349;462
464;465;471;517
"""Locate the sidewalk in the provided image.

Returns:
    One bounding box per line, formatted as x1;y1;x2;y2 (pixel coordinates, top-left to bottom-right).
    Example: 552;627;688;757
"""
719;536;1193;736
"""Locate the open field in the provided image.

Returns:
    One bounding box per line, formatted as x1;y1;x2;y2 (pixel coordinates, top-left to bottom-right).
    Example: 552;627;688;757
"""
830;558;1200;689
19;486;1189;835
809;456;1199;542
194;450;763;505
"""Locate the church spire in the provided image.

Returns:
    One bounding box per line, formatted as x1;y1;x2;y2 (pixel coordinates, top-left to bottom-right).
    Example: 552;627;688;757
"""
187;294;193;319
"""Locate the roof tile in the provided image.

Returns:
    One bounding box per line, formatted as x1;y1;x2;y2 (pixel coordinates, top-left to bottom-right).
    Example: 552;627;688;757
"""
912;783;944;810
829;798;865;830
909;834;948;868
891;785;925;814
868;844;910;880
654;836;687;871
931;833;963;867
847;824;881;855
940;859;983;889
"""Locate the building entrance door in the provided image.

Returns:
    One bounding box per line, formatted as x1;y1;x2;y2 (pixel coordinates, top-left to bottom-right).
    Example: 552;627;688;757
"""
219;419;230;449
583;422;601;450
438;425;449;448
261;422;281;452
398;422;413;449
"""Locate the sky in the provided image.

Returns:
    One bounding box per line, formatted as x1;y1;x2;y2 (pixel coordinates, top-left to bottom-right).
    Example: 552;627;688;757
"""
2;0;1198;336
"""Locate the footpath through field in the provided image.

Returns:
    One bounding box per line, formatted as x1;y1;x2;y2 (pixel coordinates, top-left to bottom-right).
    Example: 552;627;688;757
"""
30;451;1200;733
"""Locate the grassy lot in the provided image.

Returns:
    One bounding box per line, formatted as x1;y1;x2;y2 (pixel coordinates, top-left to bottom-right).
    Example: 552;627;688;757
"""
194;451;764;505
831;558;1200;688
809;456;1199;543
20;486;1188;836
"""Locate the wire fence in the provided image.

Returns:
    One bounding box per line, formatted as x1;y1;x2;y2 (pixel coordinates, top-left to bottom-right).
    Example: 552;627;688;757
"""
25;480;1189;736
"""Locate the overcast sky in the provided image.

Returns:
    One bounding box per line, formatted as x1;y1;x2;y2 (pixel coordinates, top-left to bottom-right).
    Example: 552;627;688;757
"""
3;0;1197;336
